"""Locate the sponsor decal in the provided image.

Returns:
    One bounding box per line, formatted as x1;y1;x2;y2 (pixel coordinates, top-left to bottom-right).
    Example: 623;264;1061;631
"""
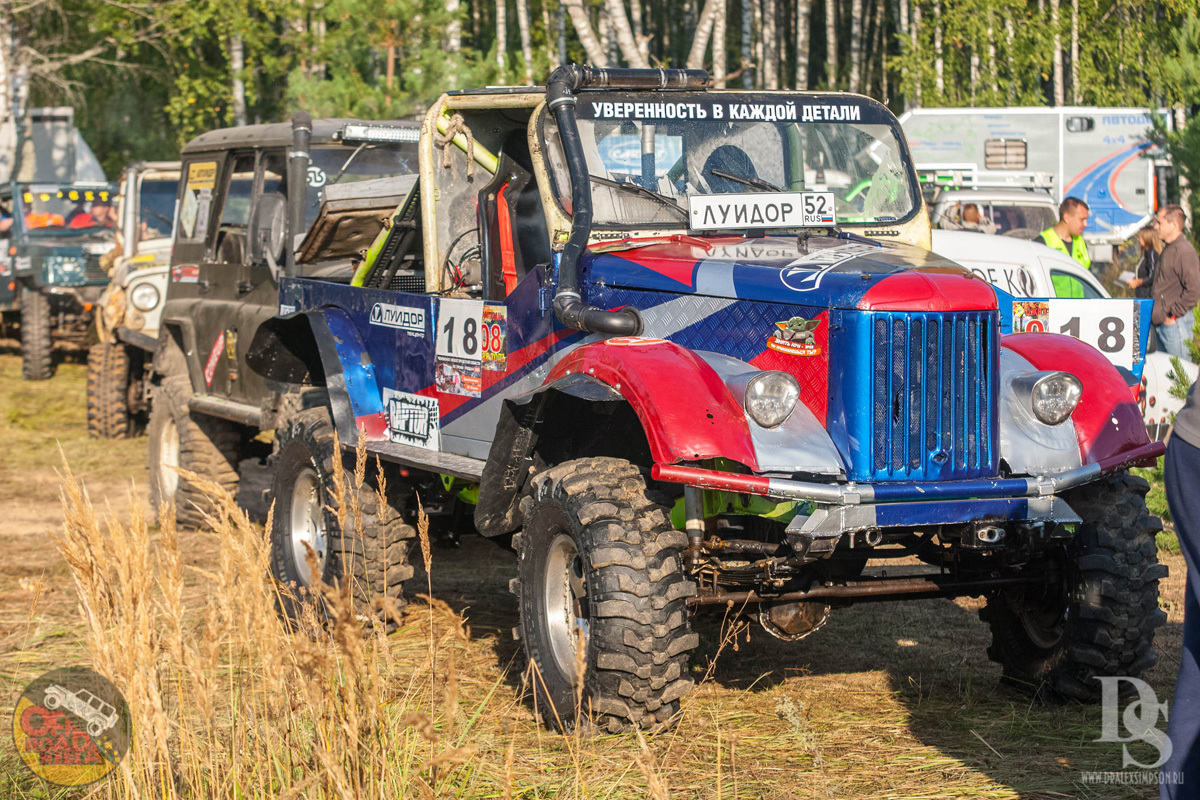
204;330;225;387
383;388;440;451
370;302;425;336
481;305;508;370
779;243;881;292
12;666;131;786
15;256;32;272
279;304;296;315
225;329;237;362
577;97;867;124
863;229;901;237
689;192;836;231
1012;300;1049;333
767;317;822;356
171;265;199;283
435;356;482;397
604;336;667;346
307;166;327;188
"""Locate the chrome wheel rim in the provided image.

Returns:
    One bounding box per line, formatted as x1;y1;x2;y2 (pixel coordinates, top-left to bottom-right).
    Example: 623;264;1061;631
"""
543;533;589;680
288;467;327;587
160;417;180;498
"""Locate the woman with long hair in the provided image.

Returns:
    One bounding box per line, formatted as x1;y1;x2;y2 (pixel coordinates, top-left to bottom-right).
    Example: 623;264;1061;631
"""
1129;224;1163;299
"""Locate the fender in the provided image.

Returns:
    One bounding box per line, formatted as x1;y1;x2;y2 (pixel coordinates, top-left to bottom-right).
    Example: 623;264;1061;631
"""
546;338;759;469
155;316;200;389
1001;332;1151;465
246;309;388;445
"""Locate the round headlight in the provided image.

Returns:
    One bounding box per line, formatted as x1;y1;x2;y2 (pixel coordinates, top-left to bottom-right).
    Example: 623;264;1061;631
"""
1028;371;1082;426
129;282;161;312
745;371;800;428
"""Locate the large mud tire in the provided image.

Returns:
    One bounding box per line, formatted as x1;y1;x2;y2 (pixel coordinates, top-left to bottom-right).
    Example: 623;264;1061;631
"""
20;285;53;381
514;457;698;733
147;375;244;528
980;472;1167;701
86;342;134;439
268;407;415;627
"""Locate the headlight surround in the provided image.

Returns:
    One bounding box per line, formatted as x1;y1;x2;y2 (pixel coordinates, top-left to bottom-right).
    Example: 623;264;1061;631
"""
744;371;800;428
1014;371;1083;426
129;282;161;312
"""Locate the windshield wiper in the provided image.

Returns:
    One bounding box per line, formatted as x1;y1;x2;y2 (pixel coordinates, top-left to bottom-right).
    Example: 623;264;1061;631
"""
709;168;784;193
590;175;686;218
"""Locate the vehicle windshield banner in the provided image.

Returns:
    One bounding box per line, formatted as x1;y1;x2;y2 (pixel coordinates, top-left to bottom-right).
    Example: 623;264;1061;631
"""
574;93;898;126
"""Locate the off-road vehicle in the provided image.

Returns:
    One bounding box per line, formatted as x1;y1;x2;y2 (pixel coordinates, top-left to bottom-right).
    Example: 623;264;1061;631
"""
247;67;1167;732
87;161;181;438
146;117;420;526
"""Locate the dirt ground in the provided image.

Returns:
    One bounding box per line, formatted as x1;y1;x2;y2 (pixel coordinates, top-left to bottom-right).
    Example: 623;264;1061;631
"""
0;351;1188;798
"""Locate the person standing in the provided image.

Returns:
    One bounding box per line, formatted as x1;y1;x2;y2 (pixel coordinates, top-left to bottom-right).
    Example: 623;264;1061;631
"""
1035;196;1091;269
1151;204;1200;359
1161;377;1200;798
1129;225;1163;299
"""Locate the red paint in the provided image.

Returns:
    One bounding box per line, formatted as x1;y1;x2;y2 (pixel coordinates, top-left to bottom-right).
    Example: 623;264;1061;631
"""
1001;333;1151;464
203;331;225;387
749;309;830;425
547;339;759;470
610;243;702;288
354;411;390;441
858;269;998;311
496;183;518;295
651;463;772;495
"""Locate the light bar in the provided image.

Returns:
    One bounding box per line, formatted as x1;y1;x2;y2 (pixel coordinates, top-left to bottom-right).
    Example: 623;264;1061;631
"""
340;124;420;144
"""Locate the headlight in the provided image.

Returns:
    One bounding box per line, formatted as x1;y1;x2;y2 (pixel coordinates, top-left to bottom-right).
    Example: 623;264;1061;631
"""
745;371;800;428
1014;371;1083;425
129;282;161;312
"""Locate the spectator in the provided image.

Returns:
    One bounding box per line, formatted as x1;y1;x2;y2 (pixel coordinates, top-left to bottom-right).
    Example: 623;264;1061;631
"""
68;199;116;229
959;203;997;234
1161;376;1200;798
1129;225;1162;299
1151;204;1200;359
1035;196;1091;269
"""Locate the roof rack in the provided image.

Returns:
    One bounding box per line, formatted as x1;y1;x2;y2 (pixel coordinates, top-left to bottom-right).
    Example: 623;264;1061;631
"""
916;162;1055;190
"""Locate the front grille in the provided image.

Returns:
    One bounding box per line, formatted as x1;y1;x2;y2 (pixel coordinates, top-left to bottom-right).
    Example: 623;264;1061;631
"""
866;310;997;481
84;254;107;283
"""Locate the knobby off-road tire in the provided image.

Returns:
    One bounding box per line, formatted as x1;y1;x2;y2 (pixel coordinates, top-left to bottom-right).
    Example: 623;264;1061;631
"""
980;472;1167;701
147;375;244;529
514;457;699;733
268;407;415;627
86;342;134;438
20;285;53;381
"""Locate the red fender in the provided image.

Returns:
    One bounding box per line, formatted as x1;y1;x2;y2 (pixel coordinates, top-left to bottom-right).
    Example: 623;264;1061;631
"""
1001;333;1150;464
546;338;759;469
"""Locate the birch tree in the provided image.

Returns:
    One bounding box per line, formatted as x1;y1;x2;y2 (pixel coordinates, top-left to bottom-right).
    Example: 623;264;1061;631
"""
606;0;651;68
516;0;534;83
795;0;811;89
562;0;608;65
825;0;837;88
1050;0;1063;105
712;0;727;86
496;0;507;71
848;0;863;93
762;0;778;89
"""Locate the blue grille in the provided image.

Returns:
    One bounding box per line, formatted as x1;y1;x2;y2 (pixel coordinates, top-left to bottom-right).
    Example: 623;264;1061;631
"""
863;310;998;481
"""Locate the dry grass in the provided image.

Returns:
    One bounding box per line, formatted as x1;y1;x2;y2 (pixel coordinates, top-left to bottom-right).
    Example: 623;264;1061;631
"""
0;354;1183;799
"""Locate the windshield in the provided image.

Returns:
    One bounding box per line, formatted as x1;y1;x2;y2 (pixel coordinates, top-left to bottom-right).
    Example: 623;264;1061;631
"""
542;92;919;229
139;178;180;239
17;185;116;233
993;204;1056;236
304;143;419;228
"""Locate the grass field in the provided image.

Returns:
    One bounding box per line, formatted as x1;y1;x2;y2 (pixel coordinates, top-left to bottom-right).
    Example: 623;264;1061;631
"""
0;351;1185;799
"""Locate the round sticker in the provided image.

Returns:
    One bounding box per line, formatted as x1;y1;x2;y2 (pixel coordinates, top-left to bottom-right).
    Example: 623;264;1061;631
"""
307;166;327;188
12;667;132;786
604;336;667;346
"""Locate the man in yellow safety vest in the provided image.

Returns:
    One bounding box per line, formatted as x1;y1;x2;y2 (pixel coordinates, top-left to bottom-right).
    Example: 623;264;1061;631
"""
1035;198;1091;294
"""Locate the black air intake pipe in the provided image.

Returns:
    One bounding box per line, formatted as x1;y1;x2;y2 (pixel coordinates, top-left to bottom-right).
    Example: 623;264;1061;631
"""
285;110;312;278
545;66;708;336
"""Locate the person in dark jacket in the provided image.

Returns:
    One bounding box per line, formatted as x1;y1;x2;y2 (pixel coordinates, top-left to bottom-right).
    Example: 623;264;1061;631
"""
1161;377;1200;798
1129;225;1162;299
1152;204;1200;358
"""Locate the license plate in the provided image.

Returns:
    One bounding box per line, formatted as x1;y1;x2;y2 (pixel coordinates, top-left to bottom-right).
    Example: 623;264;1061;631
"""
688;191;836;231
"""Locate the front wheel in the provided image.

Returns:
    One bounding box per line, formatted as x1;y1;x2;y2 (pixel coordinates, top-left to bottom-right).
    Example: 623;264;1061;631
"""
86;342;135;438
980;472;1167;701
514;458;699;732
20;285;53;380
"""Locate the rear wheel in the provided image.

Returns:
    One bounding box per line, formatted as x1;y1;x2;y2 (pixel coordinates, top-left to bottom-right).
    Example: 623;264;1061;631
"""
514;458;698;732
147;375;244;528
980;472;1167;701
86;342;134;438
20;285;53;381
268;407;415;626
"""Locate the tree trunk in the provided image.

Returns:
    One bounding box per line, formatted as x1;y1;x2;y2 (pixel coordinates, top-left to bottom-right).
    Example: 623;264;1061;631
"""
1070;0;1079;104
848;0;863;92
558;3;568;66
607;0;651;67
896;0;907;35
825;0;837;88
496;0;507;72
872;0;884;97
630;0;650;64
1050;0;1063;105
742;0;754;87
1005;15;1016;102
447;0;462;52
753;0;764;88
686;0;720;68
762;0;778;88
229;34;246;126
933;0;943;95
516;0;534;82
563;0;609;65
795;0;811;88
911;1;921;107
713;0;728;86
986;11;998;96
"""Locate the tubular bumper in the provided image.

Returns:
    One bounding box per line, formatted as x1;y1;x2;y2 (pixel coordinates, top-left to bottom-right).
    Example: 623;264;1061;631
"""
650;440;1165;504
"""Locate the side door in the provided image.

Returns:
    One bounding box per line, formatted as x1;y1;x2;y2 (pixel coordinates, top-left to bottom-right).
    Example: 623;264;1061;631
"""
232;148;288;405
191;151;257;398
0;189;13;308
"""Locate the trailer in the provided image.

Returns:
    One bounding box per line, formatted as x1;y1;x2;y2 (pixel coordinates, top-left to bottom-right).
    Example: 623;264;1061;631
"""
900;107;1177;263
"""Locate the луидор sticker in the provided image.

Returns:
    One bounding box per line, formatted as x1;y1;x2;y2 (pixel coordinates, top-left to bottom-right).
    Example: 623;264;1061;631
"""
383;388;440;451
482;305;507;371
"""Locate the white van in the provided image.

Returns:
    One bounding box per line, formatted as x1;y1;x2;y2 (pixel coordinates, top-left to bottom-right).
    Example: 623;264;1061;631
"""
931;229;1108;299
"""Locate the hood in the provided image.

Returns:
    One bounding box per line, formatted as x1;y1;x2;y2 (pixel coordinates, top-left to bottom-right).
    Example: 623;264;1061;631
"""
25;231;115;251
582;235;998;312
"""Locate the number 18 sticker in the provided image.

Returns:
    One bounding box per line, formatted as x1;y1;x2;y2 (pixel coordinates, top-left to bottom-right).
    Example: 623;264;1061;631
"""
1048;299;1137;369
435;298;484;397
